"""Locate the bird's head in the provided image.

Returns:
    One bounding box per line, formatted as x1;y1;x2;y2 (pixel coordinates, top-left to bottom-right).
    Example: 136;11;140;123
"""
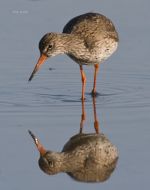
28;130;62;175
38;151;62;175
28;33;66;81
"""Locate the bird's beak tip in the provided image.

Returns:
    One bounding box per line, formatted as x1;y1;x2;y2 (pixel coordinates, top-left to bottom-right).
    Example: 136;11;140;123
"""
28;54;47;82
28;130;46;156
28;76;33;82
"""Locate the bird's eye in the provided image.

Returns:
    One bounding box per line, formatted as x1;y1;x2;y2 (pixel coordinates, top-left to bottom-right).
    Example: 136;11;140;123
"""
48;160;54;167
48;44;53;50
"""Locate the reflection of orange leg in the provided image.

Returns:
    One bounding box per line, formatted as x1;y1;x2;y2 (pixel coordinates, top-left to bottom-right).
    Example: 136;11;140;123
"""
80;65;86;100
91;64;99;96
80;99;86;133
92;97;99;134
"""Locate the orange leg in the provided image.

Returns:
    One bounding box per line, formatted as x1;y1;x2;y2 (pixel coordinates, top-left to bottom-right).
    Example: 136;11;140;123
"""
92;64;99;96
92;96;99;134
79;98;86;133
80;65;86;100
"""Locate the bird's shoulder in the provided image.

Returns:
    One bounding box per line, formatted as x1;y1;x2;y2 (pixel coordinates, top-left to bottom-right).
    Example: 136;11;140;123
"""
63;12;116;34
63;12;118;46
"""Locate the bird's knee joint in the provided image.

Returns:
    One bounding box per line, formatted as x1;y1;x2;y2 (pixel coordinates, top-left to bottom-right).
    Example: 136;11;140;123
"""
82;76;86;83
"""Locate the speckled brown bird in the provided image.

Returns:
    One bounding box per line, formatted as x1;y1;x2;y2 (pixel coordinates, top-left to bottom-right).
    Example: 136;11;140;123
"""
29;12;119;100
28;130;118;182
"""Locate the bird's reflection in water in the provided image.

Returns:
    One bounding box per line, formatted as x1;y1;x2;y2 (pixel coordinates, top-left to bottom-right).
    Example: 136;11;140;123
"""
29;97;118;183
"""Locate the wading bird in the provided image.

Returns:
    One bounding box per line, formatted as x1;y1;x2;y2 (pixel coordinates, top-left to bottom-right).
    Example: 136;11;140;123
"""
29;12;119;100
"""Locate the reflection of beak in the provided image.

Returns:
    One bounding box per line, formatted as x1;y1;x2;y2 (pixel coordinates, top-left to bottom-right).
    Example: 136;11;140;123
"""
28;54;47;81
28;130;46;156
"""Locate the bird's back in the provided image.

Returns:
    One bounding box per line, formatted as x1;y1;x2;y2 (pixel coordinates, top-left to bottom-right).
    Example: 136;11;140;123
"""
63;12;118;41
62;133;118;182
63;12;118;64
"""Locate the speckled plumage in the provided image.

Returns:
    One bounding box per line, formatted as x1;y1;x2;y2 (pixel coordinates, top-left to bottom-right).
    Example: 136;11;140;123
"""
29;130;118;182
29;12;119;99
38;12;118;65
62;12;118;65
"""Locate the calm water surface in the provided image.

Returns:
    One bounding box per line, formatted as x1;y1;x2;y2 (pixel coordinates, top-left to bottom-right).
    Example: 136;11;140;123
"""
0;0;150;189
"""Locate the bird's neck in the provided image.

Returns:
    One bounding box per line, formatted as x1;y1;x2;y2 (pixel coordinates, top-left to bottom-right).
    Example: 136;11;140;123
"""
58;33;88;55
58;151;85;172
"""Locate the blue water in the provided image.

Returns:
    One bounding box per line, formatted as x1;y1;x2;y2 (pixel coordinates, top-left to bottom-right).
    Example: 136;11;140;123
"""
0;0;150;189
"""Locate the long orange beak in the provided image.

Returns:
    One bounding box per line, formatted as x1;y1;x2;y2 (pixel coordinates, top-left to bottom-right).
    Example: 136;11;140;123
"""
28;130;46;156
28;54;47;81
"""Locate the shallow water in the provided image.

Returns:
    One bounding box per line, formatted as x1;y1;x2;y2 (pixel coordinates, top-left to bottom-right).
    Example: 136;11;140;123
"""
0;0;150;189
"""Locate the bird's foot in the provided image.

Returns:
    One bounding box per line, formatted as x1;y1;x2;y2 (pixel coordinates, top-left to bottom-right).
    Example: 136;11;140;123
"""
80;96;86;101
91;90;99;97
